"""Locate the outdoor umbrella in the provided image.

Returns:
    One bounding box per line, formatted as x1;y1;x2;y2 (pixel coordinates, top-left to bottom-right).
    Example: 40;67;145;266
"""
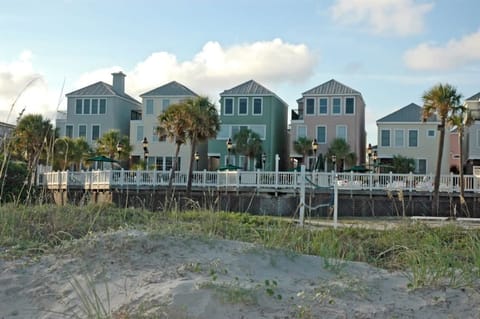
86;155;118;170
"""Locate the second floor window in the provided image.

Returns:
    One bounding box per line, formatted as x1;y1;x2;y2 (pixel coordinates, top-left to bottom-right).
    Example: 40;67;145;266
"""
306;98;315;115
408;130;418;147
76;99;82;114
76;99;106;114
332;98;341;114
239;98;248;115
336;125;347;141
319;98;328;114
66;125;73;138
224;98;233;115
394;129;404;147
146;99;154;115
162;99;170;112
78;125;87;139
381;129;390;147
345;98;354;114
92;125;100;141
317;126;326;144
297;125;307;138
83;99;90;114
253;98;262;115
136;126;144;142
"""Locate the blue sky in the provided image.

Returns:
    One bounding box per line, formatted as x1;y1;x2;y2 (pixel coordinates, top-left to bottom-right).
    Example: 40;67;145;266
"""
1;0;479;145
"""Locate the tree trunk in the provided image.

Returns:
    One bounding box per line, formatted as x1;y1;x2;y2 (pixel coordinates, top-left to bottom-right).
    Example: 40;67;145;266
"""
458;128;467;216
168;143;182;191
186;137;197;196
433;121;445;215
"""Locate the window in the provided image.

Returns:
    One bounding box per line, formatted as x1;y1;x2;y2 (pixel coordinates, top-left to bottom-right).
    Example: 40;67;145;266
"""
162;99;170;112
332;98;341;114
416;159;427;174
99;99;106;114
155;157;163;171
336;125;347;141
306;98;315;115
231;125;248;138
156;126;167;142
381;129;390;147
345;98;354;114
166;157;179;171
249;125;266;139
316;126;326;144
91;125;100;141
297;125;307;138
66;125;73;138
427;129;435;137
224;98;233;115
218;125;230;139
92;99;98;114
239;155;247;170
253;98;262;115
76;99;82;114
83;99;90;114
408;130;418;147
136;126;144;142
319;98;328;114
394;129;404;147
78;125;87;138
146;99;154;115
238;98;248;115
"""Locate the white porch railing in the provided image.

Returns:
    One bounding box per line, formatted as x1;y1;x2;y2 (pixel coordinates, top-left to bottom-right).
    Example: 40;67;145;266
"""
42;170;480;193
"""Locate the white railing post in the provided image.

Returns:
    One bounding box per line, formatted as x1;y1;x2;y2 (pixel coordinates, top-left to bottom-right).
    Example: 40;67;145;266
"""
203;169;207;188
299;165;306;226
333;172;338;229
275;154;280;189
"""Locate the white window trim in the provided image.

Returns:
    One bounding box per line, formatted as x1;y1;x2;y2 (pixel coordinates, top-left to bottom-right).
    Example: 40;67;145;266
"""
91;124;101;141
75;99;82;114
394;129;404;148
316;125;327;144
345;97;355;115
408;129;419;147
145;99;154;115
305;98;316;116
318;98;328;115
136;125;144;142
332;97;342;115
336;125;347;141
224;98;234;116
66;124;74;138
426;129;436;138
380;129;391;147
252;97;263;116
78;124;87;140
238;97;248;116
296;125;307;139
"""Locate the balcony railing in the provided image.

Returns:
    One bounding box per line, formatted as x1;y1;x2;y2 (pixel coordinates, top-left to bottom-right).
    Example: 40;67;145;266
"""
42;170;480;193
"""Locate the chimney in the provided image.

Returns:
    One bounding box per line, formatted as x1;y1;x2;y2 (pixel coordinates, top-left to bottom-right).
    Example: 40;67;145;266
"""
112;71;126;94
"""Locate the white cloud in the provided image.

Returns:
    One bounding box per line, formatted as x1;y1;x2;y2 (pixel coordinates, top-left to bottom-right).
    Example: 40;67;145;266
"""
75;38;317;101
0;51;57;124
330;0;433;36
404;30;480;71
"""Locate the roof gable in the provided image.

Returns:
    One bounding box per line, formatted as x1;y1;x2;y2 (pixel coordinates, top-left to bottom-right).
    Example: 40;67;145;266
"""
302;79;361;96
377;103;436;123
140;81;198;97
66;81;140;104
466;92;480;101
221;79;275;96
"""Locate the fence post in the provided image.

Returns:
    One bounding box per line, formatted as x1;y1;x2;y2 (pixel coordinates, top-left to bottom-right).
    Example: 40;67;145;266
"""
299;165;306;226
275;154;280;189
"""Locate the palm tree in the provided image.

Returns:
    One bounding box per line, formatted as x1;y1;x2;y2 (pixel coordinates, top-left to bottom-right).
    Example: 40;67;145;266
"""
71;138;93;170
293;137;312;168
157;103;189;190
233;128;263;171
183;96;220;194
327;138;355;172
95;130;129;159
448;104;473;214
422;83;462;215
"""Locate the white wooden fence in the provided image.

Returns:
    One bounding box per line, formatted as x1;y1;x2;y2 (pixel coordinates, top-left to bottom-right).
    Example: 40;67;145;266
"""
42;169;480;193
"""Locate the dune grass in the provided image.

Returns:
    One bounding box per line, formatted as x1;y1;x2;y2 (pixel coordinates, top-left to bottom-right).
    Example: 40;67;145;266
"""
0;203;479;289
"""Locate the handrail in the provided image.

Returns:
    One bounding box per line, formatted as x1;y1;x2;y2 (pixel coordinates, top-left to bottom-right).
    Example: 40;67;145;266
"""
41;170;480;194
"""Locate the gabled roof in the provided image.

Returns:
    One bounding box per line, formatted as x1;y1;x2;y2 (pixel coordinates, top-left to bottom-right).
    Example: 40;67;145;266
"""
377;103;436;123
302;79;361;96
66;81;140;105
221;79;275;96
465;92;480;101
140;81;198;97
